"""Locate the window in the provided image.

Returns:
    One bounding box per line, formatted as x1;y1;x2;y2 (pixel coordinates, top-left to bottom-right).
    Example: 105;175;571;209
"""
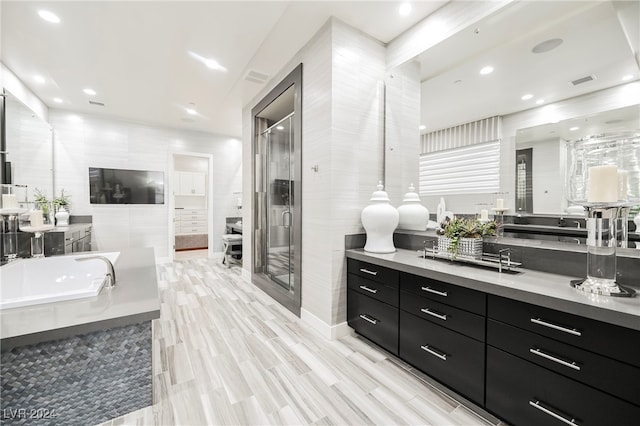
419;140;500;195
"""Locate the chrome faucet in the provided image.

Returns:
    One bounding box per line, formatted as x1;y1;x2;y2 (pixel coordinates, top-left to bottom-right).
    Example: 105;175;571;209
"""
571;220;582;229
75;256;116;288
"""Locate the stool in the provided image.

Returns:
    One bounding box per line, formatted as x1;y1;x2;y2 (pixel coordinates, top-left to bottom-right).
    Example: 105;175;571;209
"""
222;234;242;267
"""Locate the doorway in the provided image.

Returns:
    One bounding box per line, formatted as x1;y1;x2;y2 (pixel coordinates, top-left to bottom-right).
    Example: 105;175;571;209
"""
251;64;302;316
171;153;213;260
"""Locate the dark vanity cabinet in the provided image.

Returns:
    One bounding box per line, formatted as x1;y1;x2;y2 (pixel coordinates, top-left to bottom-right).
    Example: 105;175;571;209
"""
346;259;399;355
399;273;486;405
346;256;640;425
486;295;640;426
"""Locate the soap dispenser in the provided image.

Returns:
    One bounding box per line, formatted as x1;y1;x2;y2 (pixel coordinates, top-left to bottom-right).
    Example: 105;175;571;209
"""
397;184;429;231
361;181;399;253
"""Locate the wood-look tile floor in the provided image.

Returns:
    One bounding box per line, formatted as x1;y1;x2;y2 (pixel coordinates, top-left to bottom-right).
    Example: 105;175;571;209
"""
98;258;506;426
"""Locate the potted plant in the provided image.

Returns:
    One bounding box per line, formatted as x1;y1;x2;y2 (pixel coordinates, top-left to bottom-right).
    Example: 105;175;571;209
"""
53;189;71;211
53;189;71;226
436;216;497;259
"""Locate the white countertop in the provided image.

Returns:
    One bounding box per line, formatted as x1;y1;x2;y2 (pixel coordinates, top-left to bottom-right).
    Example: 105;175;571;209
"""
347;248;640;331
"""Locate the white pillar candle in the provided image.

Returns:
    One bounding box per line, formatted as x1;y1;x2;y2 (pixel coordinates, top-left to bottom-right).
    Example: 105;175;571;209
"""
30;210;44;228
588;165;618;203
618;169;629;201
2;194;18;209
495;198;504;209
480;209;489;220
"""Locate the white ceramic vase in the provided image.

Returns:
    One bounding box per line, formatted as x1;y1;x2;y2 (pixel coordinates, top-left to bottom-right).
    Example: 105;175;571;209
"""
361;182;399;253
55;206;70;226
397;184;429;231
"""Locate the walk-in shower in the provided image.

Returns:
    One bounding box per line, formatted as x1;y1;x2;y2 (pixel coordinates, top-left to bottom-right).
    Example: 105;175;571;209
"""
251;65;302;315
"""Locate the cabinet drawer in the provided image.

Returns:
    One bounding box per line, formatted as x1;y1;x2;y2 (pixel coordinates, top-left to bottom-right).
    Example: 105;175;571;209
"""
400;291;485;341
400;272;486;315
487;346;640;426
488;295;640;368
399;311;484;405
347;259;399;288
177;225;208;234
488;319;640;406
180;220;208;226
348;273;399;307
347;289;398;355
178;209;206;215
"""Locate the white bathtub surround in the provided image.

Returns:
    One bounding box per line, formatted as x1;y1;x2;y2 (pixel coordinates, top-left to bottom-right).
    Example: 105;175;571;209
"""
0;252;119;309
362;182;398;253
397;184;429;231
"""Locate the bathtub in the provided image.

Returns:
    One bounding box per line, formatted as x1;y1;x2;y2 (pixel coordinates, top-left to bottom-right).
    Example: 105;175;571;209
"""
0;252;120;310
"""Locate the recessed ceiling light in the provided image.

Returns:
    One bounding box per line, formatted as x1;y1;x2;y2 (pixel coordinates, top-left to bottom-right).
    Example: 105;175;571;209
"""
398;3;412;16
276;126;285;131
536;99;545;105
532;38;563;54
521;94;533;100
622;74;634;81
53;98;63;104
419;125;426;130
38;10;60;24
188;51;227;72
569;126;580;131
34;75;45;84
480;66;494;75
83;88;96;96
185;103;197;115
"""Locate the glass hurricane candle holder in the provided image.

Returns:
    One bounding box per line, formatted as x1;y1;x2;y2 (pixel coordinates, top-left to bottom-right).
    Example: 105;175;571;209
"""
565;131;640;296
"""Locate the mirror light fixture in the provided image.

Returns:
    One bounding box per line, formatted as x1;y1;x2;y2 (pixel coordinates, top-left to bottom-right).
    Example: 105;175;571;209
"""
83;88;96;96
53;98;63;104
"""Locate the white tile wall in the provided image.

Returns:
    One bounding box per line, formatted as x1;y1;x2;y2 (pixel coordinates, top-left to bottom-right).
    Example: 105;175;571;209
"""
242;18;392;329
49;110;242;259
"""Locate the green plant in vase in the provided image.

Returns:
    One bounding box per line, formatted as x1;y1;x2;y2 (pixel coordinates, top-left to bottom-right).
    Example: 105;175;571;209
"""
54;189;71;211
436;216;497;257
33;188;50;215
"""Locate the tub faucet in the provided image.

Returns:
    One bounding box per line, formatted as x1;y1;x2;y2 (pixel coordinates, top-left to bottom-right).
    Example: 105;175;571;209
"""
75;256;116;288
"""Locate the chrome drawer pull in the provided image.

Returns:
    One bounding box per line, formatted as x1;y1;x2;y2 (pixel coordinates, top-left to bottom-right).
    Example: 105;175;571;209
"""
529;400;579;425
421;286;448;297
359;314;378;325
420;308;447;321
359;285;378;294
420;345;447;361
529;348;581;371
359;268;378;276
530;318;581;336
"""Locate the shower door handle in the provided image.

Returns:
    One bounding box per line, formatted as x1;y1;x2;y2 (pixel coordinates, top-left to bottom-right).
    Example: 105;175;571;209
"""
282;210;292;228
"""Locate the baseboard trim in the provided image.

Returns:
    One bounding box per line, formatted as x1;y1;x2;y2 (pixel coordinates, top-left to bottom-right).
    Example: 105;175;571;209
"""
300;308;351;340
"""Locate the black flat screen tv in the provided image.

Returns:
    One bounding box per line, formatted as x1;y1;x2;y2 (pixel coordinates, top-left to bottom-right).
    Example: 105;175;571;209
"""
89;167;165;204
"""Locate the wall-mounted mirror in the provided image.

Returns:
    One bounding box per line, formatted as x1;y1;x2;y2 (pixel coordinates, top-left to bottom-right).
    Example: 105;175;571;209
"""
388;0;640;217
3;90;54;203
515;104;640;215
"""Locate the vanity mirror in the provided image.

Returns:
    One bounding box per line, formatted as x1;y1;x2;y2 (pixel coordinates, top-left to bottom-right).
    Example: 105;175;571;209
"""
1;89;54;204
386;0;640;218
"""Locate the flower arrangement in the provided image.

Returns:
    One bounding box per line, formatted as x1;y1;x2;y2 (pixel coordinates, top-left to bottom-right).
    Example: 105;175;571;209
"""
436;216;497;257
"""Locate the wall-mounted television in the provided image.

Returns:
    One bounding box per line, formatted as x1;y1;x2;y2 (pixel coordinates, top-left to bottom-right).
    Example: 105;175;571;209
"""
89;167;164;204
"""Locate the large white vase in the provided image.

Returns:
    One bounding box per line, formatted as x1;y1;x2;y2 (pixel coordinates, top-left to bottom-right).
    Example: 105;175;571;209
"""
55;206;70;226
361;182;399;253
397;184;429;231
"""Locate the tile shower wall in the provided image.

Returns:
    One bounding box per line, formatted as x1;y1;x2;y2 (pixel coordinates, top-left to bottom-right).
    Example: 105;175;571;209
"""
50;110;241;259
243;18;401;332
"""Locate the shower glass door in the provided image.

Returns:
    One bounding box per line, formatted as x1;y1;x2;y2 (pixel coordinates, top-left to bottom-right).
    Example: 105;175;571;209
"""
265;116;294;291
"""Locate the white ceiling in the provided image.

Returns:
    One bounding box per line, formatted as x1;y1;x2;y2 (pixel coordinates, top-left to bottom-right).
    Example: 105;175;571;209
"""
0;0;446;137
418;0;640;133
